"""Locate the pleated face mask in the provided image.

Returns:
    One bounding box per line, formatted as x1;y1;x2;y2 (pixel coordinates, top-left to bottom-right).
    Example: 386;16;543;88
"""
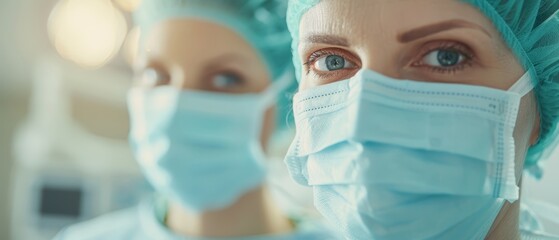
128;74;290;213
285;69;534;239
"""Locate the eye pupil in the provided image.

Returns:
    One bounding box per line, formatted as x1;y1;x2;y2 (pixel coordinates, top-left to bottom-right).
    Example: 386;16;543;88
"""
326;55;345;70
437;50;460;67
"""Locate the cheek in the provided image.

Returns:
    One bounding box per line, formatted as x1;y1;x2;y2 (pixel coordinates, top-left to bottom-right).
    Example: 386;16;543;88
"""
252;72;272;92
240;59;273;93
299;77;314;91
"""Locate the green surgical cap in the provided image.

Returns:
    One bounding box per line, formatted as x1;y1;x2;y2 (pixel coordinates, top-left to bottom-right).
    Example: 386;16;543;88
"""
134;0;296;130
287;0;559;176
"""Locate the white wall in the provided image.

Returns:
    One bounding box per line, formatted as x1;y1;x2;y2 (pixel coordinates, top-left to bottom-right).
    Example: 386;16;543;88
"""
0;1;131;239
0;1;30;238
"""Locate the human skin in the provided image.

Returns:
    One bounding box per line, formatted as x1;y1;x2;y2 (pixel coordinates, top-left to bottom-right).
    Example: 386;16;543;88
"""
297;0;540;239
134;19;292;237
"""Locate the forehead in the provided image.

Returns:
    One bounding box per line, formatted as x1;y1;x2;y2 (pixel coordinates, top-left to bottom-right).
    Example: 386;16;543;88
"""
141;19;257;63
300;0;497;43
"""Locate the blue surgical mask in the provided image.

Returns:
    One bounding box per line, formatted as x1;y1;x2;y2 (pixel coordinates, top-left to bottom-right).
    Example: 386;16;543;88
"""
128;75;290;212
285;69;534;239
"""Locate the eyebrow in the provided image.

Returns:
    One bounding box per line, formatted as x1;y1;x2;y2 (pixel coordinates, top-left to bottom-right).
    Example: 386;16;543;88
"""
206;53;247;66
398;19;492;43
202;53;248;76
304;34;350;47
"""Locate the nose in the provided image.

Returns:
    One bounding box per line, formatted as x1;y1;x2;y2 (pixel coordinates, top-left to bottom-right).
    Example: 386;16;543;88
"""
362;49;404;80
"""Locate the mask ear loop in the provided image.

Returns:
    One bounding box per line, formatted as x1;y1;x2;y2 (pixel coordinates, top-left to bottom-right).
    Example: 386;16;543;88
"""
508;71;536;97
509;71;545;180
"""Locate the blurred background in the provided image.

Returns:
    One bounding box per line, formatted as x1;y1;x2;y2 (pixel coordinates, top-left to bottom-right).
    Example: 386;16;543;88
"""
0;0;558;240
0;0;151;239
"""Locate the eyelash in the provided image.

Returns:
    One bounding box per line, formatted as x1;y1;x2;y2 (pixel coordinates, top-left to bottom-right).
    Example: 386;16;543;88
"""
303;48;359;78
412;41;475;74
209;70;245;87
303;41;475;77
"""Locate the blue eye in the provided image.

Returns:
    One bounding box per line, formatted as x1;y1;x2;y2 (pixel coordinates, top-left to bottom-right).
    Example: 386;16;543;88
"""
211;72;242;89
314;54;356;71
424;49;464;67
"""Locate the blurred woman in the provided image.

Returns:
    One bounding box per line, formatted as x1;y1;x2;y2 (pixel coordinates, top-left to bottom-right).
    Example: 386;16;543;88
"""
54;0;337;239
